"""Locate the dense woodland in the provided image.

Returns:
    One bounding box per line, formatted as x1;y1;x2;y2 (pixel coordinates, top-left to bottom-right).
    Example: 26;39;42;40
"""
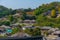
34;2;60;28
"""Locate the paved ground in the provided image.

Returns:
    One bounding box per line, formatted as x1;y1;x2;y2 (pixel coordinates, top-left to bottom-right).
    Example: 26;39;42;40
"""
43;35;59;40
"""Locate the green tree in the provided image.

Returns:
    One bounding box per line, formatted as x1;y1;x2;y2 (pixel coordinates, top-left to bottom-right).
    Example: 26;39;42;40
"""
34;9;42;16
21;11;26;20
11;27;20;35
8;15;14;22
24;28;41;36
3;20;10;26
36;15;47;26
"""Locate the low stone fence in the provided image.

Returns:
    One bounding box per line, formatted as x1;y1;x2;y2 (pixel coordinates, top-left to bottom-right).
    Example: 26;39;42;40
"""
0;36;43;40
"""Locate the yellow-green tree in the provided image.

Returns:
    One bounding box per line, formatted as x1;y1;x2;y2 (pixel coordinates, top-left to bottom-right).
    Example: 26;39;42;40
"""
51;9;56;18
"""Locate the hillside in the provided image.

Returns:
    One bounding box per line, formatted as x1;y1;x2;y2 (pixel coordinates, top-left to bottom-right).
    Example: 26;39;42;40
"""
0;5;13;18
0;2;60;28
34;2;60;16
34;2;60;28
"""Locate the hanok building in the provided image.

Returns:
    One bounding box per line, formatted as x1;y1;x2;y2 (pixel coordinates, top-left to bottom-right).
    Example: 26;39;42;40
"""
22;26;35;30
0;27;5;32
52;31;60;37
13;10;23;18
0;27;6;36
10;32;31;38
23;20;36;24
40;27;52;36
10;23;20;28
26;11;34;16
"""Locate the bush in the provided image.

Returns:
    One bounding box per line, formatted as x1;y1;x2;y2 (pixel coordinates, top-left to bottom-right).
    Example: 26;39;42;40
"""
11;27;20;35
24;28;41;36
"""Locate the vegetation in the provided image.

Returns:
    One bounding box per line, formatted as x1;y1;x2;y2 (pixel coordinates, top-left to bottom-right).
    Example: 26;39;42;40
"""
11;27;20;35
51;9;56;18
2;20;10;26
8;15;14;22
33;2;60;28
24;28;41;36
0;2;60;36
0;2;60;28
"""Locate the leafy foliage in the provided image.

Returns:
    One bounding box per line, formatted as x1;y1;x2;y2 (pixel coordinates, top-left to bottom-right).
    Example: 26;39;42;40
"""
2;20;10;26
24;28;41;36
33;2;60;28
51;9;56;18
11;27;20;35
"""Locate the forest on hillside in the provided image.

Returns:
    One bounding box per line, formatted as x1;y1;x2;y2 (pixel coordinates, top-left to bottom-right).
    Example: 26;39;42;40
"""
34;2;60;28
